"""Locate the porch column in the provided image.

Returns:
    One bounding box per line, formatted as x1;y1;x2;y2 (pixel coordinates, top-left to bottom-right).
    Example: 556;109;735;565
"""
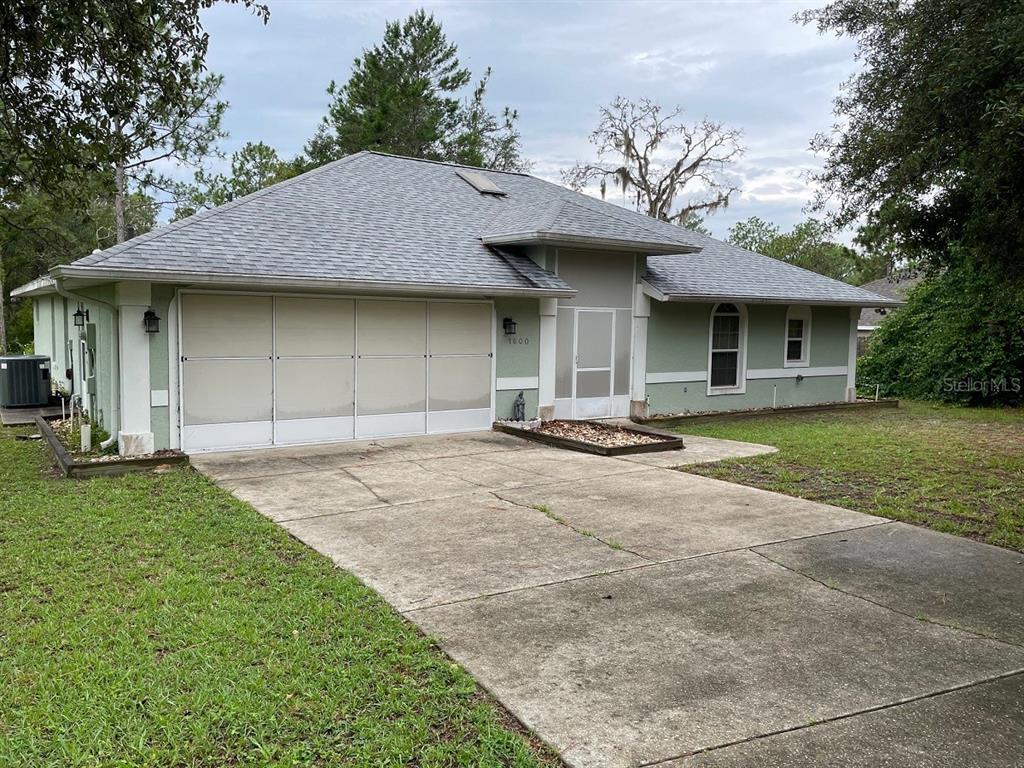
116;281;154;455
537;297;558;420
846;306;858;402
630;284;651;419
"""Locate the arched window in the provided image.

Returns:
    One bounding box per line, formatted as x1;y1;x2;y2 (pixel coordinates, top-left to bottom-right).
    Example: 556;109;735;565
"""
708;303;747;394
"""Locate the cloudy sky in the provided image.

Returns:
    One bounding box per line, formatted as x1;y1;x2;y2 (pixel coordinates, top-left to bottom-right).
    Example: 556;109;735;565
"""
199;0;857;241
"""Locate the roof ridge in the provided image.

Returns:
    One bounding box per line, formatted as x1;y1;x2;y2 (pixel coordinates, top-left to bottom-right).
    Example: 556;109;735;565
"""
362;150;534;178
76;152;371;268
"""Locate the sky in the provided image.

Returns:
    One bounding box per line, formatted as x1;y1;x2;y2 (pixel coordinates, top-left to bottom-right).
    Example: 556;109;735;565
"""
197;0;858;242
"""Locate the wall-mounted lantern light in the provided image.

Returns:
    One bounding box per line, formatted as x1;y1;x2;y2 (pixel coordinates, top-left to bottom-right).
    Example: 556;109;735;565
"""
143;309;161;334
502;317;518;336
73;305;89;328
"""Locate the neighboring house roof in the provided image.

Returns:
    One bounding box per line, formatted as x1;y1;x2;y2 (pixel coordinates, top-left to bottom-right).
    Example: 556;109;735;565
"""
857;273;923;329
16;150;898;307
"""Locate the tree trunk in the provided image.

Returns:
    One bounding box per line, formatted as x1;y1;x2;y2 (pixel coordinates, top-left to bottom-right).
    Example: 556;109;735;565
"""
114;159;127;244
0;270;8;354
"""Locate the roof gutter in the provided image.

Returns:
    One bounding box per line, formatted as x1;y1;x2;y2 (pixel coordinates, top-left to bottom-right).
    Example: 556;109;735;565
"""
10;275;57;298
52;265;576;299
640;279;904;308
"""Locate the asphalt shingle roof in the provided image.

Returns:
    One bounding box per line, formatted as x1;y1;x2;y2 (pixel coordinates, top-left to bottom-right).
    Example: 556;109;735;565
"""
857;274;921;327
481;197;699;252
66;151;897;306
644;231;903;307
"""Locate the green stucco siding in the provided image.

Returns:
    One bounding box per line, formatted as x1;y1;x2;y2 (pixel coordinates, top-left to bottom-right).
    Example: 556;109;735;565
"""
70;285;118;436
647;301;713;373
646;300;852;415
494;296;540;420
494;297;539;379
810;306;852;367
149;285;176;450
647;376;848;414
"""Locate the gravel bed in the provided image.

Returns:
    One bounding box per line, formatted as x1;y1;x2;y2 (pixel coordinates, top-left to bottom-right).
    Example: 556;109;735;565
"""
534;420;667;447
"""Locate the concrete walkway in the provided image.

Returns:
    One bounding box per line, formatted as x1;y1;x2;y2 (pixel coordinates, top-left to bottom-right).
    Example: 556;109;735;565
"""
193;431;1024;768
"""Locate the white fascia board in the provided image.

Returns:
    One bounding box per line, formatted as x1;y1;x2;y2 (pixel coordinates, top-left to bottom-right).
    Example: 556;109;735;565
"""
53;265;575;299
640;279;669;302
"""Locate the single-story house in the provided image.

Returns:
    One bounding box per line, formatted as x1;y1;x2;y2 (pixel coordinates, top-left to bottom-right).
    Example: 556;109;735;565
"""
14;151;898;455
856;273;922;354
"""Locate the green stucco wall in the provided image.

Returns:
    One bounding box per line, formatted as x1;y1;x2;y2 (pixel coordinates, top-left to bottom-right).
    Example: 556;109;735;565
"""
68;284;118;437
646;301;852;415
647;376;848;414
494;296;540;420
494;297;539;379
149;285;177;450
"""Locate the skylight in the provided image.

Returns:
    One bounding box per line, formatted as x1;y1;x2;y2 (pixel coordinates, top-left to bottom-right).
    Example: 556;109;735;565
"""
455;168;505;196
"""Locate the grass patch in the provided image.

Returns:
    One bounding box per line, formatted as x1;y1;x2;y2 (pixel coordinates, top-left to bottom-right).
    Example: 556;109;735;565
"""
0;427;559;767
676;401;1024;551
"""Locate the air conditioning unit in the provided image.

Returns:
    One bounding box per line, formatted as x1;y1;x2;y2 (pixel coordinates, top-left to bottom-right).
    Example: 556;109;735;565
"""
0;355;51;407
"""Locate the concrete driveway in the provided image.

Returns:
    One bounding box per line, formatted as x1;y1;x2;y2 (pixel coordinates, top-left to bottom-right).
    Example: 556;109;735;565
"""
193;431;1024;768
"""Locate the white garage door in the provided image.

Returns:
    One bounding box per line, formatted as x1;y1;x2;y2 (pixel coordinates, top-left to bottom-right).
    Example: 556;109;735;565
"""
180;294;493;451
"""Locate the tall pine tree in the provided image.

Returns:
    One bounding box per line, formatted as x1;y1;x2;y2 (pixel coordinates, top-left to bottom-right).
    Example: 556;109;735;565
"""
305;9;526;170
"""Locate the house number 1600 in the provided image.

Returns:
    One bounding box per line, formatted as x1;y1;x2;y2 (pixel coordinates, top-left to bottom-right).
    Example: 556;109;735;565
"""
506;337;530;345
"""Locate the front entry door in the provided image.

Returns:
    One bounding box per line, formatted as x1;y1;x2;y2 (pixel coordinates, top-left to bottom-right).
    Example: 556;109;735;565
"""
573;309;614;418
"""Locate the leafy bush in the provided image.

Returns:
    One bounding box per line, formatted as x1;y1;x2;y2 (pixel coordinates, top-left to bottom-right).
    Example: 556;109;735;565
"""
859;261;1024;405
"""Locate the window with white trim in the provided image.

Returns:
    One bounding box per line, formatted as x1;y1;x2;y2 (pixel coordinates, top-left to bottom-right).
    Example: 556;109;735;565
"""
709;303;745;391
784;306;811;367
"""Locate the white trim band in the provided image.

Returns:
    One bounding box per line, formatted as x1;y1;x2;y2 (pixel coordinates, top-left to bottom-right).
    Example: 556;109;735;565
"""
747;366;848;380
646;371;707;384
496;376;539;391
646;367;848;385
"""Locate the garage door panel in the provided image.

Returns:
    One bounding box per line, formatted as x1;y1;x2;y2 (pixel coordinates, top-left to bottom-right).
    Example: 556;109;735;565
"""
429;302;492;355
356;357;426;415
184;421;273;451
181;295;492;451
275;416;353;445
429;356;491;411
276;298;354;357
183;358;273;425
181;295;272;358
276;358;354;419
357;300;426;355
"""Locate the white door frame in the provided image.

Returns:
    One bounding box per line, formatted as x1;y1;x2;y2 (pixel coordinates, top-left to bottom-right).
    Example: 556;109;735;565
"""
571;308;615;419
176;289;495;452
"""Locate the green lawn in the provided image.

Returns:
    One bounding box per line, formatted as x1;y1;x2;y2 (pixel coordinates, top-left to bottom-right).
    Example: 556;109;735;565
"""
677;401;1024;552
0;428;557;767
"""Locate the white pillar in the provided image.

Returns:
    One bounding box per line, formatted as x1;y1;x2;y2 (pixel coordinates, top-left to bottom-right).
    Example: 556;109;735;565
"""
116;281;154;455
847;306;858;402
630;284;651;418
537;297;558;420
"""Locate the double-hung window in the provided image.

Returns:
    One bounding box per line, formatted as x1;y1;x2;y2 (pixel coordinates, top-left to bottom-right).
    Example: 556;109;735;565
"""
708;303;745;392
784;306;811;367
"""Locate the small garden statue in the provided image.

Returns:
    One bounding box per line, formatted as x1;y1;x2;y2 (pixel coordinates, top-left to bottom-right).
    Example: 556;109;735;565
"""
512;390;526;421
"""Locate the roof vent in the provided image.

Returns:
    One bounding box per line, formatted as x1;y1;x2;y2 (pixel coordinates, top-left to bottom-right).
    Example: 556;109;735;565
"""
455;168;505;196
